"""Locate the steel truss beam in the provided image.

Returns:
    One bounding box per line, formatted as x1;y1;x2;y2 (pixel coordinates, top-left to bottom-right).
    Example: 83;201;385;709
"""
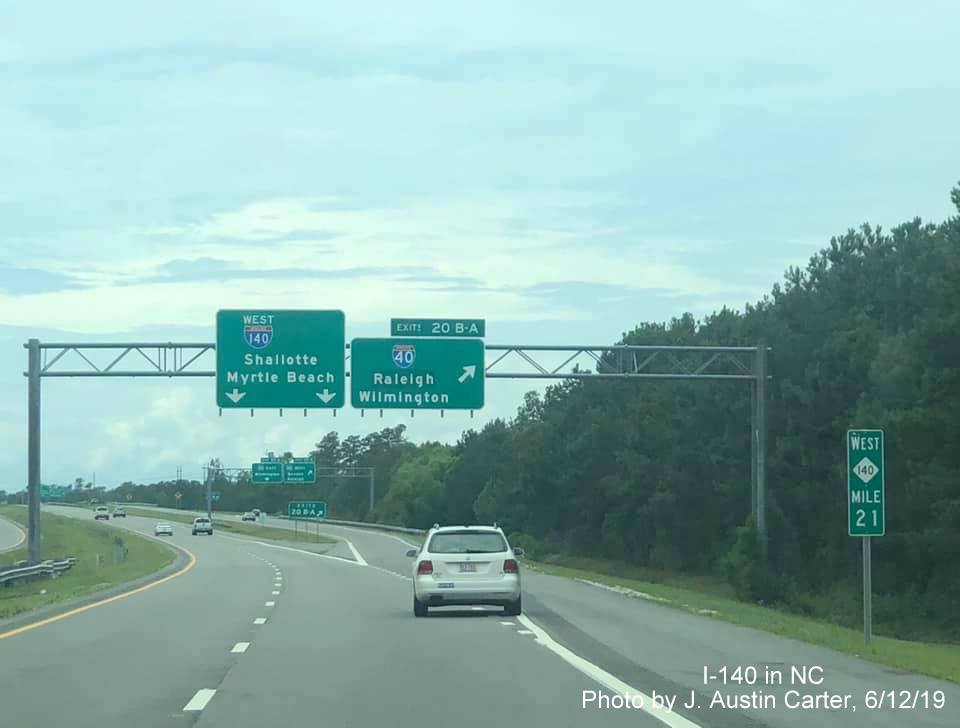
23;339;770;562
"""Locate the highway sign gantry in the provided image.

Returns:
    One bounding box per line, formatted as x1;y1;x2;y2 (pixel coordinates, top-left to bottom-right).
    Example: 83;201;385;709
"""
216;309;345;409
847;429;885;536
288;501;326;520
350;338;484;410
390;318;485;338
252;462;283;483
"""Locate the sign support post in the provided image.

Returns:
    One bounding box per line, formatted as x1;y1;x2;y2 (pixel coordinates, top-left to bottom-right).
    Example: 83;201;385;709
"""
863;536;872;645
847;428;884;647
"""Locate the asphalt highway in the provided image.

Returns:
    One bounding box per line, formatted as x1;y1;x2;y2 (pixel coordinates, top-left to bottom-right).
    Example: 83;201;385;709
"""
1;506;956;728
0;513;26;552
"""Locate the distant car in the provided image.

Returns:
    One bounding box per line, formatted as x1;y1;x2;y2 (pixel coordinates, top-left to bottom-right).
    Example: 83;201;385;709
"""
252;509;261;517
94;506;110;521
407;524;524;617
112;507;126;518
241;512;256;522
154;522;173;536
192;517;213;536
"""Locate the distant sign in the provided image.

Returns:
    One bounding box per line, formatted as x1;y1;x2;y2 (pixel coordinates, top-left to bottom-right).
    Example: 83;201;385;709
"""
391;318;485;338
252;462;283;483
284;462;316;484
40;484;66;500
847;429;885;536
288;501;326;520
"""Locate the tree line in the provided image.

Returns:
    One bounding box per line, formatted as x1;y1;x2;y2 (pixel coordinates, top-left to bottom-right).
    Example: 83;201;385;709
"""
65;183;960;642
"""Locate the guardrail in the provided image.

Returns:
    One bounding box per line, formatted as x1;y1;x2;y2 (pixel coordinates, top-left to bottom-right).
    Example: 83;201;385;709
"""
0;557;77;587
277;515;426;536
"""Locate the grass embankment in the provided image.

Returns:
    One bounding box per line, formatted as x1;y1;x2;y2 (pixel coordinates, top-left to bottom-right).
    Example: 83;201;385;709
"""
526;556;960;684
0;506;174;621
124;507;336;545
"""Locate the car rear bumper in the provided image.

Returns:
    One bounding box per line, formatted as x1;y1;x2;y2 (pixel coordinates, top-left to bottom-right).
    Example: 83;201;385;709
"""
414;576;520;606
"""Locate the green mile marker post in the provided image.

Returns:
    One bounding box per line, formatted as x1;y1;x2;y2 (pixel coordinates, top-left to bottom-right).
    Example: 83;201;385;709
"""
847;428;885;646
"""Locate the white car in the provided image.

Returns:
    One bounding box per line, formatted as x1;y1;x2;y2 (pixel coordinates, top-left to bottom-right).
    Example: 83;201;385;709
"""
94;506;110;521
154;522;173;536
241;512;256;522
192;517;213;536
407;524;524;617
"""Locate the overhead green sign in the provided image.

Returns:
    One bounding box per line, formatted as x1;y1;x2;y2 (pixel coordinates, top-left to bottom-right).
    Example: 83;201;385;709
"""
252;462;283;483
284;462;316;484
216;309;345;409
390;318;485;338
847;429;885;536
350;338;484;410
288;501;326;520
40;484;66;500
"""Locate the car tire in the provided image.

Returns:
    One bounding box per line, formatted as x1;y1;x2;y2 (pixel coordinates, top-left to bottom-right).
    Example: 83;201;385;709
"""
192;531;197;535
504;597;522;616
413;596;428;618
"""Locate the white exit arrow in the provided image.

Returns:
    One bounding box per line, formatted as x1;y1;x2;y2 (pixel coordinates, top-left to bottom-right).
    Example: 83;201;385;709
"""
316;389;336;403
458;365;476;383
225;388;246;403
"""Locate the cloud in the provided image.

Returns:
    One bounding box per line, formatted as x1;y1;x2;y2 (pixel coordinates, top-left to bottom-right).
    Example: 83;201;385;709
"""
0;267;88;295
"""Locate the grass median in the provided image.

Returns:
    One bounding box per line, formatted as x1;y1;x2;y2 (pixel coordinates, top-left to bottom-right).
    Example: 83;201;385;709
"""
0;506;175;621
124;507;336;545
525;557;960;684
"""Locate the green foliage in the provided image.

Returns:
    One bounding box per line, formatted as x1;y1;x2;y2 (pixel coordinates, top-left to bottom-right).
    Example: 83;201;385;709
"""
722;519;786;605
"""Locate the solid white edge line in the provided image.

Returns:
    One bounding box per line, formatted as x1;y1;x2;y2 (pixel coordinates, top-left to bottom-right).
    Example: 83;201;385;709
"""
253;617;267;625
343;537;368;566
218;534;407;580
231;642;250;653
516;616;702;728
183;689;217;711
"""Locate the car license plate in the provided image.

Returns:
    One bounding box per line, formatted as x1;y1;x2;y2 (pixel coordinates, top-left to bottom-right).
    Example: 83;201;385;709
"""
460;562;477;573
438;582;455;588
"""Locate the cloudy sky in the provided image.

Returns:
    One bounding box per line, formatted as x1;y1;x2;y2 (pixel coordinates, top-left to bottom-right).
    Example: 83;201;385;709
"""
2;2;958;489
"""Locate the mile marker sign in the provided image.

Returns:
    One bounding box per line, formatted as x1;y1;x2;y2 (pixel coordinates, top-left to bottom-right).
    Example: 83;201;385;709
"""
216;310;345;409
847;429;885;536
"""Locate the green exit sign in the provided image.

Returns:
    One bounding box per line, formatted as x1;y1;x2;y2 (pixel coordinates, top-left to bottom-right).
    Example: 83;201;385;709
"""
391;318;485;338
216;309;345;409
288;501;326;520
252;462;283;483
350;338;484;410
847;429;885;536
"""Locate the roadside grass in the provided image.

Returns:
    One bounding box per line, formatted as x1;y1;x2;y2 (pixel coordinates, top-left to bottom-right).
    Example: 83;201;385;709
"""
526;558;960;684
124;507;336;545
0;506;174;621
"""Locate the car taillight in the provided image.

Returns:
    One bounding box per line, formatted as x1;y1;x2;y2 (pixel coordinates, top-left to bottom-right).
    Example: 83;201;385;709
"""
503;559;518;573
417;560;433;575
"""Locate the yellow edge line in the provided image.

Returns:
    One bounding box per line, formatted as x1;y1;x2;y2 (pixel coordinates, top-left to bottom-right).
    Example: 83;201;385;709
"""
0;539;197;641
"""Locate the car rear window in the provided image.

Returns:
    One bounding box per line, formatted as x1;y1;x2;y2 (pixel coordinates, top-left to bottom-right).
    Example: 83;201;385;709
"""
427;531;508;554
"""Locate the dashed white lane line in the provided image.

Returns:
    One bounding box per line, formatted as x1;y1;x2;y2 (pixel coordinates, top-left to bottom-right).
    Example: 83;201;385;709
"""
516;615;702;728
183;689;217;711
517;630;534;635
499;621;515;626
231;642;250;654
272;590;280;595
253;618;267;625
265;601;276;607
